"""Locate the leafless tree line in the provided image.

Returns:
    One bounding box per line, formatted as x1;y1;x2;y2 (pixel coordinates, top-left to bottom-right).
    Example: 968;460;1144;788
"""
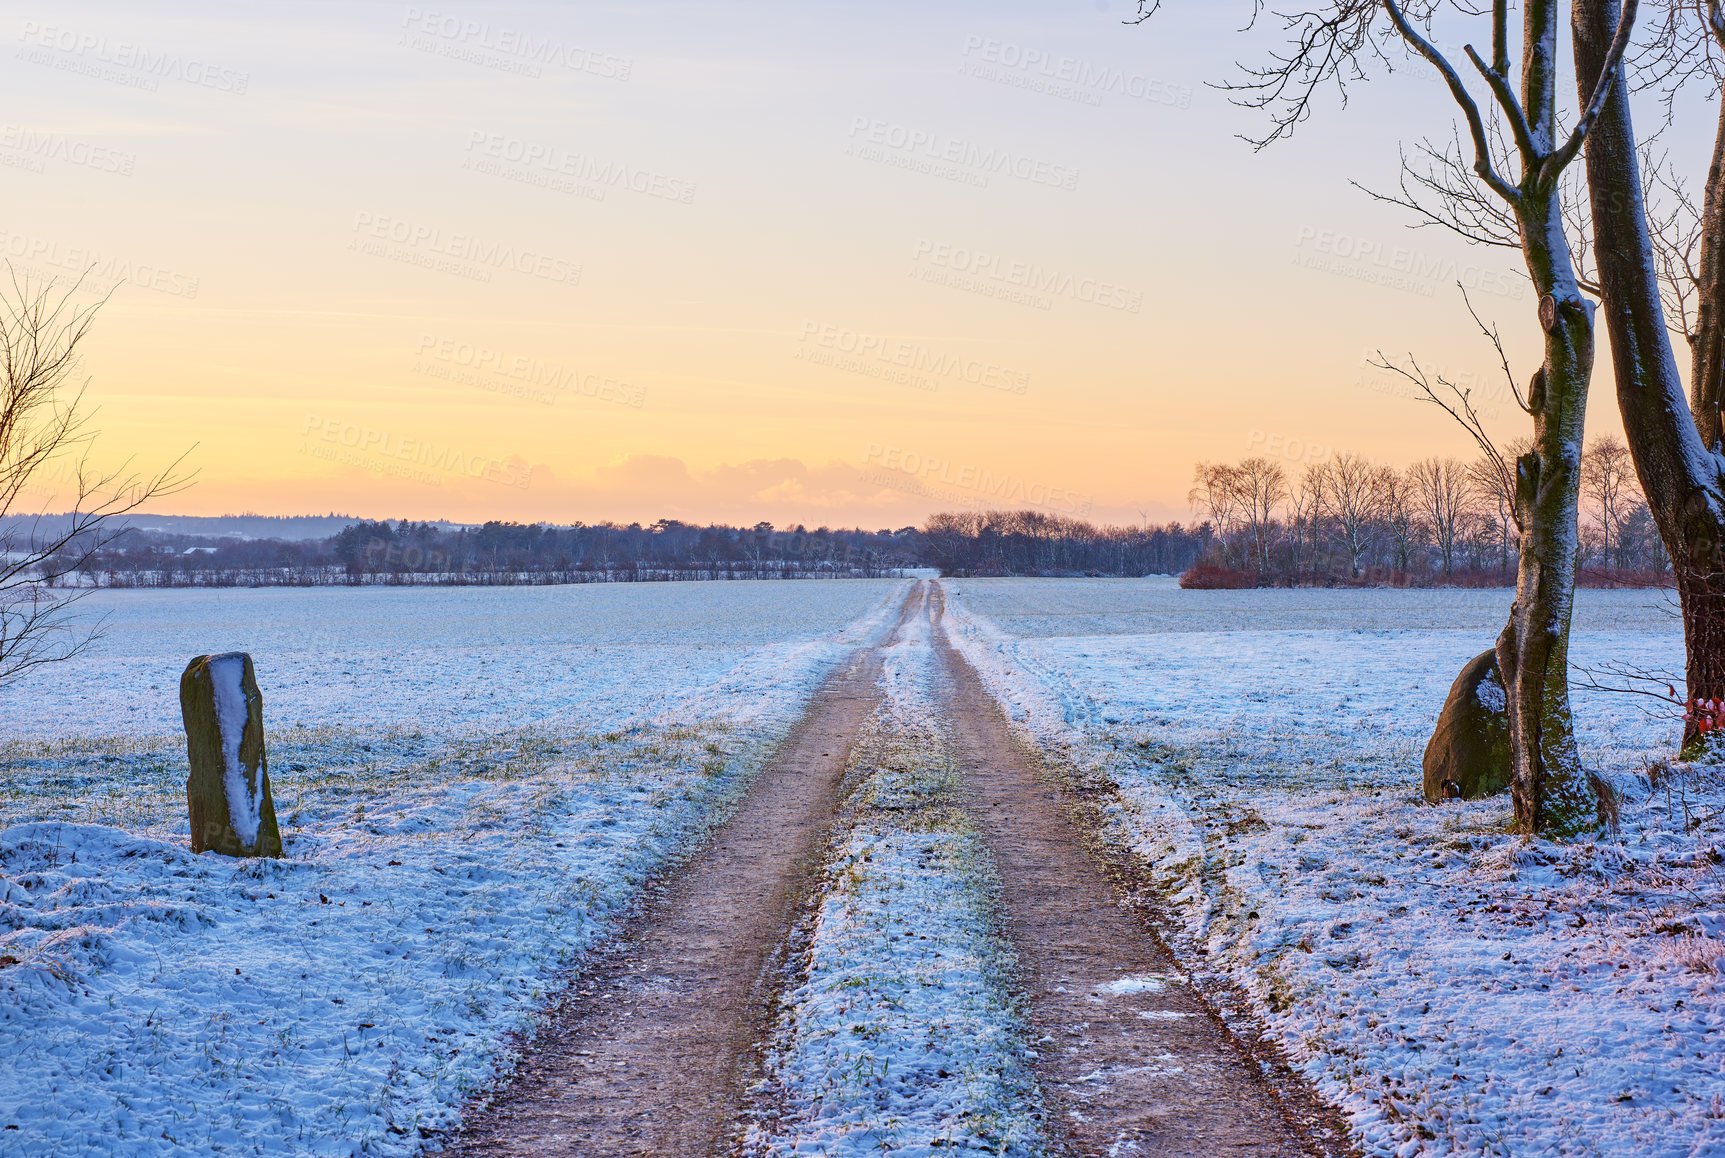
1189;438;1666;584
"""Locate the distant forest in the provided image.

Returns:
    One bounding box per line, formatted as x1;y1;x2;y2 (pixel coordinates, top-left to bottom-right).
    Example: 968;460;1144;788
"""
57;511;1211;587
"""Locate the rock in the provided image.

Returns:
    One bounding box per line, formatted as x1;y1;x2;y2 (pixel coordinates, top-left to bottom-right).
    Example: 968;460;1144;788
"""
1422;649;1512;803
180;652;283;857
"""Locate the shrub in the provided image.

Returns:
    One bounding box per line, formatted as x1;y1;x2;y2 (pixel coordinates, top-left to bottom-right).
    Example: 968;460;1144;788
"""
1178;563;1256;589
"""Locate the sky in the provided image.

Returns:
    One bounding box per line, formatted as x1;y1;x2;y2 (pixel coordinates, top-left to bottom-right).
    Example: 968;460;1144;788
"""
3;0;1715;529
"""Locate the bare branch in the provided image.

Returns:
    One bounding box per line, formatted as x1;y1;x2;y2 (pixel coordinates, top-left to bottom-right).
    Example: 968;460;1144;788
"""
1354;131;1523;248
1382;0;1522;201
1630;0;1722;123
1463;42;1539;163
1368;284;1541;534
1570;661;1686;718
1640;146;1705;342
1459;284;1534;414
1212;2;1389;150
0;270;195;689
1371;349;1518;525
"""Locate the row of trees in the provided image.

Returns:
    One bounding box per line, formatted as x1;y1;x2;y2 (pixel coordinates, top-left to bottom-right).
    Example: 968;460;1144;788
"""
1189;439;1667;583
920;510;1207;576
62;511;1211;585
74;470;1676;590
329;517;917;577
68;518;923;584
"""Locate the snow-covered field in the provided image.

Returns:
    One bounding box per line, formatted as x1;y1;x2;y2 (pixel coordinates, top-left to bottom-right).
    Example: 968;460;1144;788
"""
0;581;907;1156
1;583;909;740
8;576;1718;1157
745;600;1043;1157
945;578;1725;1158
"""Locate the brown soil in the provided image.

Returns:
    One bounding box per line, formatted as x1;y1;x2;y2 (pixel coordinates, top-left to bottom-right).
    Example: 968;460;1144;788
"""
449;585;918;1157
926;585;1352;1158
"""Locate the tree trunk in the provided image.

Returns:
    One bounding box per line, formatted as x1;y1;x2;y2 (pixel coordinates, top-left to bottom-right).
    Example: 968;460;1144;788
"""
1574;0;1725;755
1498;197;1597;835
1693;95;1725;450
1495;0;1596;836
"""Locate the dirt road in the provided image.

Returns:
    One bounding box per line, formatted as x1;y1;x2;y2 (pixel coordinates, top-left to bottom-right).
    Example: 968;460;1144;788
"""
455;580;1343;1156
451;586;916;1157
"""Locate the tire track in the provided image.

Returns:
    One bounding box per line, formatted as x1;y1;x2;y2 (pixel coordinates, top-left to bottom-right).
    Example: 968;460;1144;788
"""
452;584;921;1157
927;583;1343;1158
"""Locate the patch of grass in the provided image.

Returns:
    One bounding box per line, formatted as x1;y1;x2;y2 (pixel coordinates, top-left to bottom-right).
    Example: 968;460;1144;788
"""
0;721;748;846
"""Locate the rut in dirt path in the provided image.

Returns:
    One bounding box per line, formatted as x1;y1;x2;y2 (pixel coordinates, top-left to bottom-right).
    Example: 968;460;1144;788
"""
451;584;921;1158
928;587;1346;1158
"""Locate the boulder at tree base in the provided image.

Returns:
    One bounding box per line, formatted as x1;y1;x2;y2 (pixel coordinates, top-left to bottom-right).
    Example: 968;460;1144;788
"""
1422;648;1512;803
181;652;283;857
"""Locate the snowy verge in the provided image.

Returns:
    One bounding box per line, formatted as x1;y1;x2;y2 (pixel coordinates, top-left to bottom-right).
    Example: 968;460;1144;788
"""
0;725;761;1155
941;580;1725;1158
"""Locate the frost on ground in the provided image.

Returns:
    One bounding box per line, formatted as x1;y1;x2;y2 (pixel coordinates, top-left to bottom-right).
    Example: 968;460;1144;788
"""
944;578;1725;1158
0;582;907;741
744;605;1044;1157
0;581;907;1156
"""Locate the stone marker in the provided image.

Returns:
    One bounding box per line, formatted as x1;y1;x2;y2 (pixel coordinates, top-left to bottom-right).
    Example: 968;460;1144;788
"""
1422;648;1512;804
181;652;283;857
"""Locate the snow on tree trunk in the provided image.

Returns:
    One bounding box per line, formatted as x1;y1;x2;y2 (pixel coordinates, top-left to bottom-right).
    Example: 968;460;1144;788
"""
1486;0;1598;837
1574;0;1725;760
1497;182;1597;836
1692;92;1725;455
180;652;283;857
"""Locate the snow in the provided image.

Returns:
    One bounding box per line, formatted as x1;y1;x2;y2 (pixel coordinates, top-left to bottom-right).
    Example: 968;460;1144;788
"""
0;582;907;740
942;577;1725;1158
1475;667;1506;713
206;653;262;846
10;574;1716;1156
943;580;1677;776
0;580;908;1155
745;592;1044;1156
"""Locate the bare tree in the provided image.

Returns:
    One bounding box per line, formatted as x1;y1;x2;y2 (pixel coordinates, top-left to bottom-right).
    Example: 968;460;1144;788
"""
1382;465;1423;573
1235;456;1289;573
1580;434;1637;568
0;273;189;688
1188;461;1243;562
1397;0;1637;835
1291;463;1327;575
1318;453;1386;577
1410;456;1472;576
1469;455;1516;573
1137;0;1641;833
